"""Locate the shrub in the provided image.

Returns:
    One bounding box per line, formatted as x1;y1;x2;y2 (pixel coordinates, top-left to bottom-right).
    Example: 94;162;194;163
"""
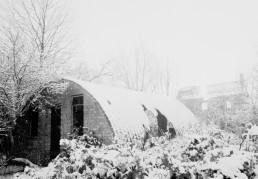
15;124;258;179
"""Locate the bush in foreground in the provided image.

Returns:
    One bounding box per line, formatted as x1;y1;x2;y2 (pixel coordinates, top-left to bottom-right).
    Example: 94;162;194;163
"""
15;124;258;179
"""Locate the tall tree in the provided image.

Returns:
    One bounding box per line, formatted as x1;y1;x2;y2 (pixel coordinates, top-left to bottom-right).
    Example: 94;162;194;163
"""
149;59;174;96
0;0;70;135
112;47;153;91
242;70;258;124
112;48;175;95
68;60;113;82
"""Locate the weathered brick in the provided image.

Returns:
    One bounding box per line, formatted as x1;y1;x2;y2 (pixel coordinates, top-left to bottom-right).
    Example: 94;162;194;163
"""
27;82;115;164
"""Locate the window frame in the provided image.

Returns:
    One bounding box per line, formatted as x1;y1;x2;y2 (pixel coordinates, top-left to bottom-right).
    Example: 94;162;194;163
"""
71;94;84;128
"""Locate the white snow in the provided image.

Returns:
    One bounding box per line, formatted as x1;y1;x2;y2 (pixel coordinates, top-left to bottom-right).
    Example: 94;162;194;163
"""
65;77;197;137
203;151;254;179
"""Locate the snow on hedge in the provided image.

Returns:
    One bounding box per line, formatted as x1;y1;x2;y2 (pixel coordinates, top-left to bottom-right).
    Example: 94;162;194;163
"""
14;124;258;179
65;77;197;137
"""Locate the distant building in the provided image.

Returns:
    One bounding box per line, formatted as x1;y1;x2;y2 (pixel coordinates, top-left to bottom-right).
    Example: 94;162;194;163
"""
176;86;203;116
177;74;245;117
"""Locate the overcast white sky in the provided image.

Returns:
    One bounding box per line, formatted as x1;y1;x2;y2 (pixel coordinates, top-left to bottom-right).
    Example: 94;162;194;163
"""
68;0;258;89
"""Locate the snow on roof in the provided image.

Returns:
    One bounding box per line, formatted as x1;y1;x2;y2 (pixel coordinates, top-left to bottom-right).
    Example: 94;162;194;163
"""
65;78;197;136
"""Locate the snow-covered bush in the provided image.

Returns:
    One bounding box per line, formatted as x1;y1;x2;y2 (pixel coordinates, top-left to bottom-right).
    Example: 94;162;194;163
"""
241;123;258;153
16;124;258;179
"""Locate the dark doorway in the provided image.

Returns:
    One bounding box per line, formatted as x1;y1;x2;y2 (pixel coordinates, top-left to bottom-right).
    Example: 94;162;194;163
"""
30;109;39;137
168;127;176;139
156;109;168;137
50;106;61;160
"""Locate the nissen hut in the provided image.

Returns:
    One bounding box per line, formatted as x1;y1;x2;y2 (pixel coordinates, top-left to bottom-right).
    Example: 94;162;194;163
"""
23;78;197;164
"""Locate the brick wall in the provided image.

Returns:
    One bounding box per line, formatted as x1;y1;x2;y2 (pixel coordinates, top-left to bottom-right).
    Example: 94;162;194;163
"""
28;82;115;165
61;83;114;144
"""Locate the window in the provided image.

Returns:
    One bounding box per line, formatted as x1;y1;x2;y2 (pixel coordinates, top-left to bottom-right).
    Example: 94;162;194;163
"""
226;101;231;109
202;102;208;111
72;95;84;129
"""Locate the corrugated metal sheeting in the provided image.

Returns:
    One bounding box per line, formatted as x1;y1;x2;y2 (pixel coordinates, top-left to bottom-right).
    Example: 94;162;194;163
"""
65;78;197;137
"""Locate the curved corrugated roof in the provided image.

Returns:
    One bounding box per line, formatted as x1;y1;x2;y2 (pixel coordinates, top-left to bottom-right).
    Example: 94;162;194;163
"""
65;78;197;137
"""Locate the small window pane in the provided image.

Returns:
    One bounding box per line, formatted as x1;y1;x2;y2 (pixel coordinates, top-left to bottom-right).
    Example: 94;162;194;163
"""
73;105;84;127
72;95;84;136
202;102;208;111
226;101;231;109
72;96;83;105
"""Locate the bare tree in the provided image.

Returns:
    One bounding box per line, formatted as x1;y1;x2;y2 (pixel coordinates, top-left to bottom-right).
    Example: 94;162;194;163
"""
150;59;174;96
0;0;71;153
242;70;258;124
6;0;71;68
112;48;176;95
68;60;113;82
112;48;157;92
